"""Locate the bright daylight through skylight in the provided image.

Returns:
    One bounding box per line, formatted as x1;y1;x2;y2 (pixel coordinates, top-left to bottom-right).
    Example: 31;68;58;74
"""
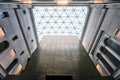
32;6;88;42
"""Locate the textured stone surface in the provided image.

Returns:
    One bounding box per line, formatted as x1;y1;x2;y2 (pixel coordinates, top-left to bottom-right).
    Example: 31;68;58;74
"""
5;36;108;80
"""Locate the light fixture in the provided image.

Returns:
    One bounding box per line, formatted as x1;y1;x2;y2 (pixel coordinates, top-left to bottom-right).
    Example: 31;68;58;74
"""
94;0;104;3
14;64;22;75
96;64;106;76
22;0;32;4
8;49;16;59
54;0;71;6
0;27;5;39
115;29;120;39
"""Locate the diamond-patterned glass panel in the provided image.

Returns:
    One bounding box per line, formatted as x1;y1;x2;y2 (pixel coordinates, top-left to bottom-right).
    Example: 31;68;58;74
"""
32;6;88;42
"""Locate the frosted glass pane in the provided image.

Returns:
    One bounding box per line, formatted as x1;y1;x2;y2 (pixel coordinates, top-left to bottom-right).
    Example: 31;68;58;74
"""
32;6;88;42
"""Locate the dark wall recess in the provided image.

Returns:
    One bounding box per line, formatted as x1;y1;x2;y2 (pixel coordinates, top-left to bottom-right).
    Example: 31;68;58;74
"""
104;38;120;56
20;51;24;56
28;26;31;30
22;10;26;14
97;53;113;73
3;12;9;18
0;41;9;53
12;35;18;41
6;59;18;73
31;39;33;42
100;46;119;67
0;12;9;18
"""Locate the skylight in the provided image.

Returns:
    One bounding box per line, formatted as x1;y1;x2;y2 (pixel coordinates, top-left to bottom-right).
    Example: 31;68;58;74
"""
32;6;88;42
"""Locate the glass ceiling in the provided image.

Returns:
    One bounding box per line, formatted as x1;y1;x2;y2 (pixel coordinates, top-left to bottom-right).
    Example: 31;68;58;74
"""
32;6;88;42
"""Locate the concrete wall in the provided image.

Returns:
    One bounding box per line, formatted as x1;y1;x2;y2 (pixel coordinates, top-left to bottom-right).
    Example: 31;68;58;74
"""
100;6;120;79
0;4;38;78
101;7;120;42
85;4;120;79
82;5;106;52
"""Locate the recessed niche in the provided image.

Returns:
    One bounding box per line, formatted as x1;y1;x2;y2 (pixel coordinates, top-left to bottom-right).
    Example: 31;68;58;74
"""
31;39;33;42
104;38;109;45
0;27;5;39
100;46;119;67
12;35;18;41
28;26;31;30
20;51;24;56
0;41;9;53
104;38;120;56
0;12;9;18
6;58;18;73
22;10;26;14
97;53;113;73
13;64;22;75
100;46;104;52
3;12;9;18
